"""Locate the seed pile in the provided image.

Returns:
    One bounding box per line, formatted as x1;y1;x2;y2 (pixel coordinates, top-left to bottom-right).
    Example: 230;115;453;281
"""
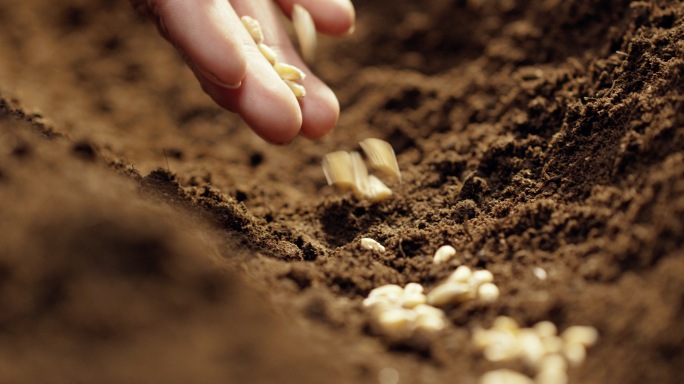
363;283;447;337
240;15;307;98
322;138;400;201
474;317;599;384
427;265;500;306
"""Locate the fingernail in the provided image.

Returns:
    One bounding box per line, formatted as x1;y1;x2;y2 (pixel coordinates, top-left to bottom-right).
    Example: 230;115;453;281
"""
199;68;242;89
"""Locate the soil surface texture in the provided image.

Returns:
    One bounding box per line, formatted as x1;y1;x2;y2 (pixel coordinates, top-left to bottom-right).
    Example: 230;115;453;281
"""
0;0;683;383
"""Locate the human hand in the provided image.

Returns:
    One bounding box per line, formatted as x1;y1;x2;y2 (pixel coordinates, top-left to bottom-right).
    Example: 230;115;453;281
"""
131;0;355;144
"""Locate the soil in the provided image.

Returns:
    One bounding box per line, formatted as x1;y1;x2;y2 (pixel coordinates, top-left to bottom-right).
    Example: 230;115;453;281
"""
0;0;682;383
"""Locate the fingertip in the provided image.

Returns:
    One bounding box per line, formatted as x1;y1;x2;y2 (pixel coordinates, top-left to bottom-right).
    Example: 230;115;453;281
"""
241;86;303;144
300;86;340;140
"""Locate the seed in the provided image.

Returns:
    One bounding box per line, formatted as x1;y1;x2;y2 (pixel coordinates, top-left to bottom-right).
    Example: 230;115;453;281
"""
360;237;385;252
541;335;564;354
479;369;533;384
350;151;370;199
477;282;500;302
492;316;519;332
403;282;424;295
283;79;306;98
368;284;404;299
470;269;494;287
366;175;393;201
258;43;278;65
426;282;473;307
483;331;520;362
518;330;545;367
401;293;426;309
274;62;307;82
533;321;558;338
433;245;457;264
414;305;446;331
448;265;472;282
561;325;599;347
359;138;402;181
535;368;568;384
533;267;548;280
376;307;415;333
240;15;264;44
562;342;586;367
292;4;316;63
322;151;355;189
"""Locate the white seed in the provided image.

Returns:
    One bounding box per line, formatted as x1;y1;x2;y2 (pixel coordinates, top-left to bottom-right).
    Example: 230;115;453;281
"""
533;321;558;338
284;79;306;98
477;282;500;302
403;282;424;295
350;151;370;199
448;265;472;283
539;353;568;373
483;331;521;362
368;284;403;300
479;369;533;384
541;335;564;354
433;245;457;264
292;4;316;63
359;138;402;182
470;269;494;287
472;327;494;349
322;151;355;189
562;342;587;367
518;330;545;367
274;62;307;81
360;237;385;252
561;325;599;348
400;292;427;309
492;316;519;332
533;267;548;280
366;175;393;202
258;43;278;65
426;282;473;307
376;307;415;333
414;304;447;331
535;368;568;384
240;15;264;44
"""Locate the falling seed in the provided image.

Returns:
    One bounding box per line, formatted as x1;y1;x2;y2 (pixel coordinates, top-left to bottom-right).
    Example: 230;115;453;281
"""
350;151;370;199
240;15;264;44
274;62;307;81
366;175;393;201
258;43;278;65
322;151;355;189
360;237;385;252
359;138;402;181
292;4;317;63
448;265;472;282
433;245;457;264
477;282;500;302
426;282;473;307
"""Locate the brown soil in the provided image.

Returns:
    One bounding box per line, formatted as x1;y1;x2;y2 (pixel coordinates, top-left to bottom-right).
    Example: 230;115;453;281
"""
1;0;683;383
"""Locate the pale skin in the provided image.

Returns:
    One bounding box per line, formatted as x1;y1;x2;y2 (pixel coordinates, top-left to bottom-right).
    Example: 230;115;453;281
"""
131;0;356;144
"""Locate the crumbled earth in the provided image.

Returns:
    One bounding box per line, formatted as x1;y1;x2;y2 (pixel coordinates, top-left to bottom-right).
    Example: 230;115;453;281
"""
0;0;682;383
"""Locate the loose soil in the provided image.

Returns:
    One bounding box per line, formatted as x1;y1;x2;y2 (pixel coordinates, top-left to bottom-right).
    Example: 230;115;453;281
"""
0;0;683;383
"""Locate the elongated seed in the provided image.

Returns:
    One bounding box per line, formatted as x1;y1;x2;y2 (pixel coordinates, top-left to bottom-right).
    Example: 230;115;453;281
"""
284;79;306;98
322;151;355;189
359;138;402;181
471;269;494;287
274;62;307;81
292;4;316;63
240;15;264;44
366;175;393;201
561;325;599;347
478;282;500;302
448;265;472;282
360;237;385;252
426;282;472;307
258;43;278;65
433;245;456;264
